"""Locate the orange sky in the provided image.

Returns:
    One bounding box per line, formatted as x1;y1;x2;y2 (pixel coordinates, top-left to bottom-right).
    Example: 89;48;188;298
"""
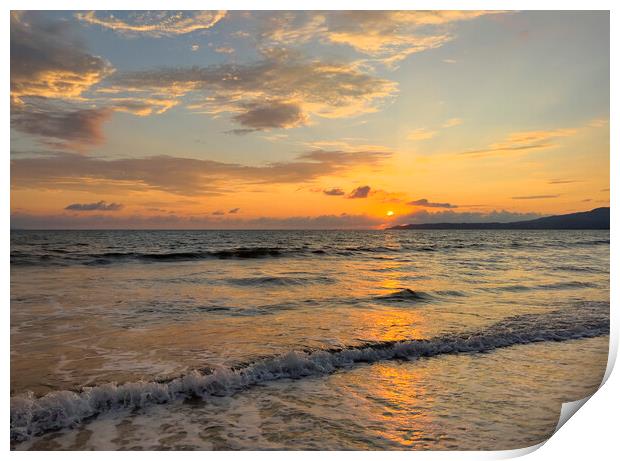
10;11;609;228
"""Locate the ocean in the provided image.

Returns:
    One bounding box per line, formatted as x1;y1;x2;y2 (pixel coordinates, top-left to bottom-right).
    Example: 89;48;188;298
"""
10;229;610;450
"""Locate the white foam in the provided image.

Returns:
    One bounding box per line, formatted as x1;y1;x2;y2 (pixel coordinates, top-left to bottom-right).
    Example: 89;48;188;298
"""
11;308;609;443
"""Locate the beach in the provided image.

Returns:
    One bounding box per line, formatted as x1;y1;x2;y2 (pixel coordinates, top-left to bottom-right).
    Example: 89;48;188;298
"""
10;229;610;450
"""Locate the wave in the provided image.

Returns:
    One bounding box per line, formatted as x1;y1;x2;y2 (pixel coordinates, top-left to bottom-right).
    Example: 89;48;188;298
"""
210;247;284;259
550;265;604;274
374;288;432;302
10;306;608;443
11;248;292;266
540;281;598;290
494;280;598;292
227;275;336;287
12;247;301;266
10;233;610;267
572;239;610;246
10;243;459;267
434;290;468;297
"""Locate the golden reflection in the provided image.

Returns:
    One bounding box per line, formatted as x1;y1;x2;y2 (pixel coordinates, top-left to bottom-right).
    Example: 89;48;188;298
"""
346;361;437;448
356;309;426;342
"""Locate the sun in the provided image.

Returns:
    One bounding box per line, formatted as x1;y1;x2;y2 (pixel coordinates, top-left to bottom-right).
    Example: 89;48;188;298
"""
386;210;395;217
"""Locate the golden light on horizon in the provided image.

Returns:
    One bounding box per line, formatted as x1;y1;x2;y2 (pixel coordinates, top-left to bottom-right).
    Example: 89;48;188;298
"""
8;11;610;229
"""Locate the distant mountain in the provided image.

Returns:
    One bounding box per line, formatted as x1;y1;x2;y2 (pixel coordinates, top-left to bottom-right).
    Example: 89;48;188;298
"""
389;207;610;230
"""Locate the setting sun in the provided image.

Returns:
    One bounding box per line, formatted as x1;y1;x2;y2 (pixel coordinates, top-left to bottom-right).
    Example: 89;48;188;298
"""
386;211;395;217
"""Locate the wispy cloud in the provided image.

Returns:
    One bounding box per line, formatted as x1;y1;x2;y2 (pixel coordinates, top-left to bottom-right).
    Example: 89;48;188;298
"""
112;50;398;131
588;118;608;128
11;211;384;230
407;128;437;141
65;200;123;211
109;96;178;116
460;129;577;157
548;179;581;184
213;46;235;54
12;149;391;196
369;189;407;203
442;118;463;128
511;195;560;200
261;11;502;66
323;188;346;196
75;11;227;37
409;198;458;208
407;118;462;142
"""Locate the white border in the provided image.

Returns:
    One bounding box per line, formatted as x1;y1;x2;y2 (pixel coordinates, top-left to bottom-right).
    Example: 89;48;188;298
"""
3;1;616;459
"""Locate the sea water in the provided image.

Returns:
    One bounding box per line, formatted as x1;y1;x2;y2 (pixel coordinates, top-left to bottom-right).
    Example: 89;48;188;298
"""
10;230;610;450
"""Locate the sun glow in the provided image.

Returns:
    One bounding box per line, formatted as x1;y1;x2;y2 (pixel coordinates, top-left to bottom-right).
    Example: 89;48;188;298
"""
386;210;395;216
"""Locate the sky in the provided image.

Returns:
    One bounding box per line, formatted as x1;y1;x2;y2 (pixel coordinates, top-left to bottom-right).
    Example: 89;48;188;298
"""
10;10;610;229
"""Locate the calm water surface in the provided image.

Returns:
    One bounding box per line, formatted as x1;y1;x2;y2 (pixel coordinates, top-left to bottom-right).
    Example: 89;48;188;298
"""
10;230;610;449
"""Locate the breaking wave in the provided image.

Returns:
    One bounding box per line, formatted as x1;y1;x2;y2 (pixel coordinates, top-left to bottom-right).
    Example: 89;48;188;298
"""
10;306;608;442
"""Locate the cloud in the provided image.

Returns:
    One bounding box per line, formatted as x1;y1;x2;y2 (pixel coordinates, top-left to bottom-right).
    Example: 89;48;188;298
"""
408;198;458;209
260;11;502;66
407;128;437;141
191;44;200;51
460;129;577;157
406;119;463;142
12;149;391;196
511;195;560;200
10;12;113;104
212;210;225;215
228;208;240;214
64;200;123;211
394;209;542;225
442;118;463;128
299;149;390;165
75;11;227;36
11;211;383;230
214;46;235;54
407;118;462;142
369;189;407;203
588;118;608;128
232;101;308;131
109;97;179;116
323;188;345;196
247;213;382;229
16;208;544;230
11;107;112;151
111;50;397;130
548;179;580;184
348;185;371;199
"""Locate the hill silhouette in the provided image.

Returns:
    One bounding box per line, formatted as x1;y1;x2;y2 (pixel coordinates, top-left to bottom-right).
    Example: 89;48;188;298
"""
389;207;610;230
